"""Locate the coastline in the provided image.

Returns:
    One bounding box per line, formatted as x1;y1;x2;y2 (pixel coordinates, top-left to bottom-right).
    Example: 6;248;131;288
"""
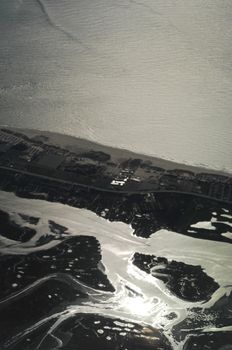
5;126;232;178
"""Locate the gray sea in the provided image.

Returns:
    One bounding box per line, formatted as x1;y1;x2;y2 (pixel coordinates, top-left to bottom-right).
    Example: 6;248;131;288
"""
0;0;232;171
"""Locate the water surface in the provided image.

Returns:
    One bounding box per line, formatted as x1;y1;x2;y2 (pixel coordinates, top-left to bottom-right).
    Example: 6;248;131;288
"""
0;0;232;171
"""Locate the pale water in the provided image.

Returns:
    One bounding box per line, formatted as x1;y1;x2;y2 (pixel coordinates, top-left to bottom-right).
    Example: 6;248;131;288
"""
0;0;232;171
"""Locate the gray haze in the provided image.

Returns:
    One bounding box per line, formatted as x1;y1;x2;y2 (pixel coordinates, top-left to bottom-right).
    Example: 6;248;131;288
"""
0;0;232;171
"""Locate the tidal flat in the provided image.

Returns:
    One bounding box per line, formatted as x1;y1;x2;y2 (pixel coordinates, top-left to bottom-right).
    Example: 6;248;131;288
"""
0;129;231;349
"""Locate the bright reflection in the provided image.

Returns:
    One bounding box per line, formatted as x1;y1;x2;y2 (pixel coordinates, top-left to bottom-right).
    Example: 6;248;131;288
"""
122;296;153;317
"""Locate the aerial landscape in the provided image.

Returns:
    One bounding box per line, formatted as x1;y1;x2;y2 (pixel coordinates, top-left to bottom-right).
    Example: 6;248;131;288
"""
0;0;232;349
0;127;231;349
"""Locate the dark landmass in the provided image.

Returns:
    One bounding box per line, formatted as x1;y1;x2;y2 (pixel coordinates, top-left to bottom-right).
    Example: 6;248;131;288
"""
0;235;113;302
0;279;88;345
0;125;231;245
49;220;68;235
173;292;232;342
18;213;40;225
0;210;36;242
0;127;231;203
0;168;231;243
132;253;219;302
2;313;173;350
183;331;232;350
